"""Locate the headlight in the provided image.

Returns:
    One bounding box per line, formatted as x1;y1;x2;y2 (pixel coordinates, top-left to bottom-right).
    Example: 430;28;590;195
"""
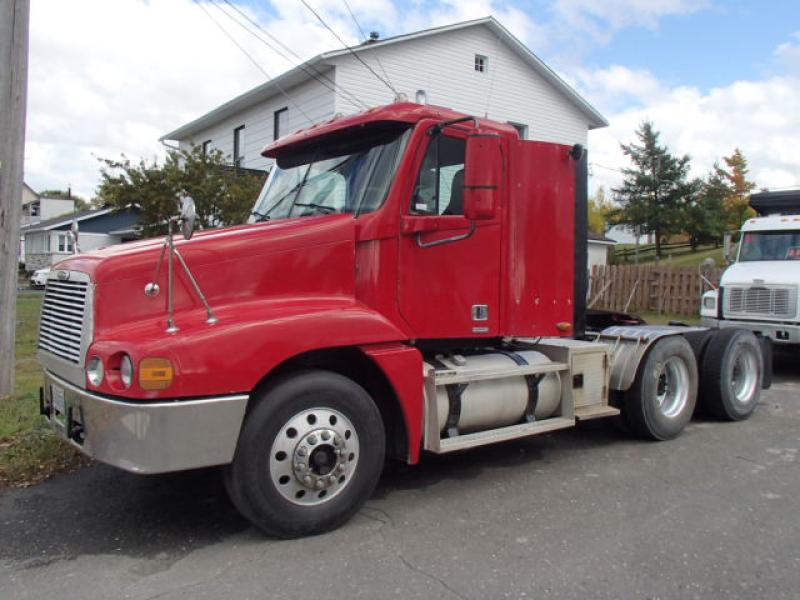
703;296;716;310
120;354;134;388
87;356;104;386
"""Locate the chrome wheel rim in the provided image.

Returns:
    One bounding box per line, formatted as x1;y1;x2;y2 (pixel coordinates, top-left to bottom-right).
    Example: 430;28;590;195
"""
655;357;690;418
270;408;359;506
731;346;759;406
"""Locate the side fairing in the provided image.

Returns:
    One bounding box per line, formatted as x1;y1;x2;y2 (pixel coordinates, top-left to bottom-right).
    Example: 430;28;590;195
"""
504;141;576;337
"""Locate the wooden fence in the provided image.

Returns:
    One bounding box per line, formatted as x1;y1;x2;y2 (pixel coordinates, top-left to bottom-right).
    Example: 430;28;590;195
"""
589;265;723;316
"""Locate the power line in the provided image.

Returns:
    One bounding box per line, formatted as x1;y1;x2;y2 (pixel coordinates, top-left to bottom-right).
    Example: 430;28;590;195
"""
194;0;314;124
300;0;398;97
217;0;368;110
590;162;625;174
340;0;394;90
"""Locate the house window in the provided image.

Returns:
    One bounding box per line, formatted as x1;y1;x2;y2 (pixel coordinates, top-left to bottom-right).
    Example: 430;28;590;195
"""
475;54;487;73
274;107;288;141
57;233;73;253
509;122;528;140
233;125;245;167
202;140;212;155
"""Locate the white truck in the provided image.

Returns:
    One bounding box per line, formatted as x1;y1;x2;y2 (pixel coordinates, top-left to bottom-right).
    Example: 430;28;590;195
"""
701;190;800;346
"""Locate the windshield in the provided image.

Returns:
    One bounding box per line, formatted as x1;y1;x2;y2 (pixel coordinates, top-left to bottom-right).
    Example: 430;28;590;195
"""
738;230;800;261
250;123;410;221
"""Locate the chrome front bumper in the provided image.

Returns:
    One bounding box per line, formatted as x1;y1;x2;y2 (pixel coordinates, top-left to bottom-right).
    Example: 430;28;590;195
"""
702;317;800;344
42;371;249;474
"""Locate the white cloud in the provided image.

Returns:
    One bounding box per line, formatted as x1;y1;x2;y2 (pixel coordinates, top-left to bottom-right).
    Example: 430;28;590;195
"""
552;0;710;43
586;68;800;197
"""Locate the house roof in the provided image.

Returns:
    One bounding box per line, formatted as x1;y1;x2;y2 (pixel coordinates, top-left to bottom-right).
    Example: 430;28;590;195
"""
588;231;617;245
161;16;607;142
20;207;116;233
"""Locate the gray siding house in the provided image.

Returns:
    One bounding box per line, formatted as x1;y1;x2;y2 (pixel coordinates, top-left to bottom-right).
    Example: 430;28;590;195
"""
21;206;141;271
161;17;607;170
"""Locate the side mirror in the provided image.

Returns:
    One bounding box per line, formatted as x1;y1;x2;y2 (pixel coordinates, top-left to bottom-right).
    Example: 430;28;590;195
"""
463;134;502;220
69;220;80;254
180;196;196;240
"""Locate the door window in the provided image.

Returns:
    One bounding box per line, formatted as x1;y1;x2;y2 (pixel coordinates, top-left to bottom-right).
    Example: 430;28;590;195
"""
411;135;466;216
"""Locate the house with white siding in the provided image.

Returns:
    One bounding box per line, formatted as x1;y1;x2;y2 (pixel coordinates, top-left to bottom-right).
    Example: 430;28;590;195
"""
161;16;606;168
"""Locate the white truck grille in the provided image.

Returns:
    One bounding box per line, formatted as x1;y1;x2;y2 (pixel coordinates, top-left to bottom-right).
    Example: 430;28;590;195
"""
38;274;91;364
726;286;796;319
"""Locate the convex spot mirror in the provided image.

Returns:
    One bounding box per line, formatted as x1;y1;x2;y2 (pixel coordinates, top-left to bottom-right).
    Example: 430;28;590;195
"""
463;134;502;221
180;196;196;240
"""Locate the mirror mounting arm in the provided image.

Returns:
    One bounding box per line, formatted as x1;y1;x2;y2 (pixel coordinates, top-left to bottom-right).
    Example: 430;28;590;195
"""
429;116;479;136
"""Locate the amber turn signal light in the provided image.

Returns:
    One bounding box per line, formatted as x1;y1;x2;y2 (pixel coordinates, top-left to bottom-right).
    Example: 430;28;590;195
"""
556;322;572;332
139;358;174;391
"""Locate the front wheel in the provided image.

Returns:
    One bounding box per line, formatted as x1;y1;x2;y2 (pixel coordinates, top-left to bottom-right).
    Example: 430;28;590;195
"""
622;336;699;441
224;370;385;538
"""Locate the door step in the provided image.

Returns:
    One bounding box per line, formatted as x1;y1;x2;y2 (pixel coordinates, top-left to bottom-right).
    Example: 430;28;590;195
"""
574;405;620;421
431;417;575;454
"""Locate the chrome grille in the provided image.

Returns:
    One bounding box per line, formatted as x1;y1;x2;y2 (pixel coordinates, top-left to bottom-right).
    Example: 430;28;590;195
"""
726;286;796;319
38;274;91;364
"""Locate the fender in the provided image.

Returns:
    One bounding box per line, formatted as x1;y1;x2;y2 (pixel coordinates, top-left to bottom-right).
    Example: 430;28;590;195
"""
361;343;425;464
88;298;409;399
597;325;706;391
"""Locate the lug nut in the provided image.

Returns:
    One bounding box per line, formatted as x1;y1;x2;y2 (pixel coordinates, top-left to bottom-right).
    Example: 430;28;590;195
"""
328;475;337;485
308;435;317;445
295;463;306;472
315;479;325;489
303;475;313;485
321;431;331;441
298;447;308;457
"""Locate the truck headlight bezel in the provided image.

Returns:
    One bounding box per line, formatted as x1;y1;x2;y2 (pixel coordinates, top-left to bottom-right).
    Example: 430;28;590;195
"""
86;356;104;387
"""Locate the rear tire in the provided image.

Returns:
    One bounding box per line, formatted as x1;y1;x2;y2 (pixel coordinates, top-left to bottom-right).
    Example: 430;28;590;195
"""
623;336;698;440
224;370;385;538
700;329;762;421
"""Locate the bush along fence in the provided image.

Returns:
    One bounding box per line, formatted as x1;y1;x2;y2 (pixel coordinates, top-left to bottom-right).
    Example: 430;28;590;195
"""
588;264;723;317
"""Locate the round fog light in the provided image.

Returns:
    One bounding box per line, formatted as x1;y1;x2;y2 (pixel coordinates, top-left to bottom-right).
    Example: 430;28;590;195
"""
87;356;104;387
120;354;134;388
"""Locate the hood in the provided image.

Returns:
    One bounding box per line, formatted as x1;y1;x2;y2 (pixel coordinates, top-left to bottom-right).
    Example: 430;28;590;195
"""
721;260;800;287
53;215;358;337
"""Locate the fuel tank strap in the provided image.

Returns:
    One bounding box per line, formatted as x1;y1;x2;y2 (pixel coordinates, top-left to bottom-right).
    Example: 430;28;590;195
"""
444;383;468;438
497;350;543;423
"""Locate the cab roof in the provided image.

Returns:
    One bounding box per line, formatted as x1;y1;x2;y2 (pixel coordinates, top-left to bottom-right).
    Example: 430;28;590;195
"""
742;214;800;232
261;102;517;159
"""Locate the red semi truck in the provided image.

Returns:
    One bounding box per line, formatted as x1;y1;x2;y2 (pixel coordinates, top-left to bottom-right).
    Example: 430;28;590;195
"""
38;102;767;537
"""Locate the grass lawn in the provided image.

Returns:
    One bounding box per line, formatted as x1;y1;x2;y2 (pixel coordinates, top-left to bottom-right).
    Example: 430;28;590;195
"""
0;294;87;487
614;244;725;268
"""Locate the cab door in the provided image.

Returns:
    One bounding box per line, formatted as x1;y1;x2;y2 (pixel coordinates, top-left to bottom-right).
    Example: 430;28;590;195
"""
397;130;503;338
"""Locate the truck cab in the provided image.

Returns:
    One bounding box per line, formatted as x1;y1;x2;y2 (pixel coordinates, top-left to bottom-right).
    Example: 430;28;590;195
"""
38;102;767;538
701;190;800;344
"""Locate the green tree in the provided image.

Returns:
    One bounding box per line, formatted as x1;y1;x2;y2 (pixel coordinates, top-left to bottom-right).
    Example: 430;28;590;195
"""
97;146;265;237
716;148;756;230
612;121;694;258
682;168;728;249
588;186;612;234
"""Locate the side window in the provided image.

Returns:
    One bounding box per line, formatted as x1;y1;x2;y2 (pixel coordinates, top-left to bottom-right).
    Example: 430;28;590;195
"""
411;135;466;216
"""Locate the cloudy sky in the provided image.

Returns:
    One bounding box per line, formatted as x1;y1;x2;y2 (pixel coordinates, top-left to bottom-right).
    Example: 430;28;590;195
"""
25;0;800;199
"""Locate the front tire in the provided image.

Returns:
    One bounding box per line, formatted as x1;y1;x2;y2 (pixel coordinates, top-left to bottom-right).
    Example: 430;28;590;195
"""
224;370;385;538
622;336;699;440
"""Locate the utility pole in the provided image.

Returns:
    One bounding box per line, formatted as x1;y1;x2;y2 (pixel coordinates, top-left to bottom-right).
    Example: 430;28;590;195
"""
0;0;30;398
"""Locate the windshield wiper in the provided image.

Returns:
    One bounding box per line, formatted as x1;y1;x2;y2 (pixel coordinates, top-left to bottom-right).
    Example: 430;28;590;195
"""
251;210;270;222
293;202;338;215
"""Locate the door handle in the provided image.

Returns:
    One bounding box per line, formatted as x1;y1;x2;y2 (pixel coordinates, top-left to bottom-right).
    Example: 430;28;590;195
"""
416;222;476;248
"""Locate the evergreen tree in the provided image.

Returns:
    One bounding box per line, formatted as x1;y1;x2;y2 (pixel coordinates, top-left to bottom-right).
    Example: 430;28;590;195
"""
716;148;756;230
97;145;265;237
612;121;694;258
682;168;728;249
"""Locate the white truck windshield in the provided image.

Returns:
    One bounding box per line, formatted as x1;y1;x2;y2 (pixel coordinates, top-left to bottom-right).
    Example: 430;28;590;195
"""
739;230;800;261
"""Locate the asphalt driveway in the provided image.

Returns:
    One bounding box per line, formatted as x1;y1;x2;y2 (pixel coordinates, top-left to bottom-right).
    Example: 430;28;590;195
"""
2;350;799;599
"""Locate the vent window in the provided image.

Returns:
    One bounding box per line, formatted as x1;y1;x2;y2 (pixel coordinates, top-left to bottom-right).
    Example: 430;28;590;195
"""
475;54;487;73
